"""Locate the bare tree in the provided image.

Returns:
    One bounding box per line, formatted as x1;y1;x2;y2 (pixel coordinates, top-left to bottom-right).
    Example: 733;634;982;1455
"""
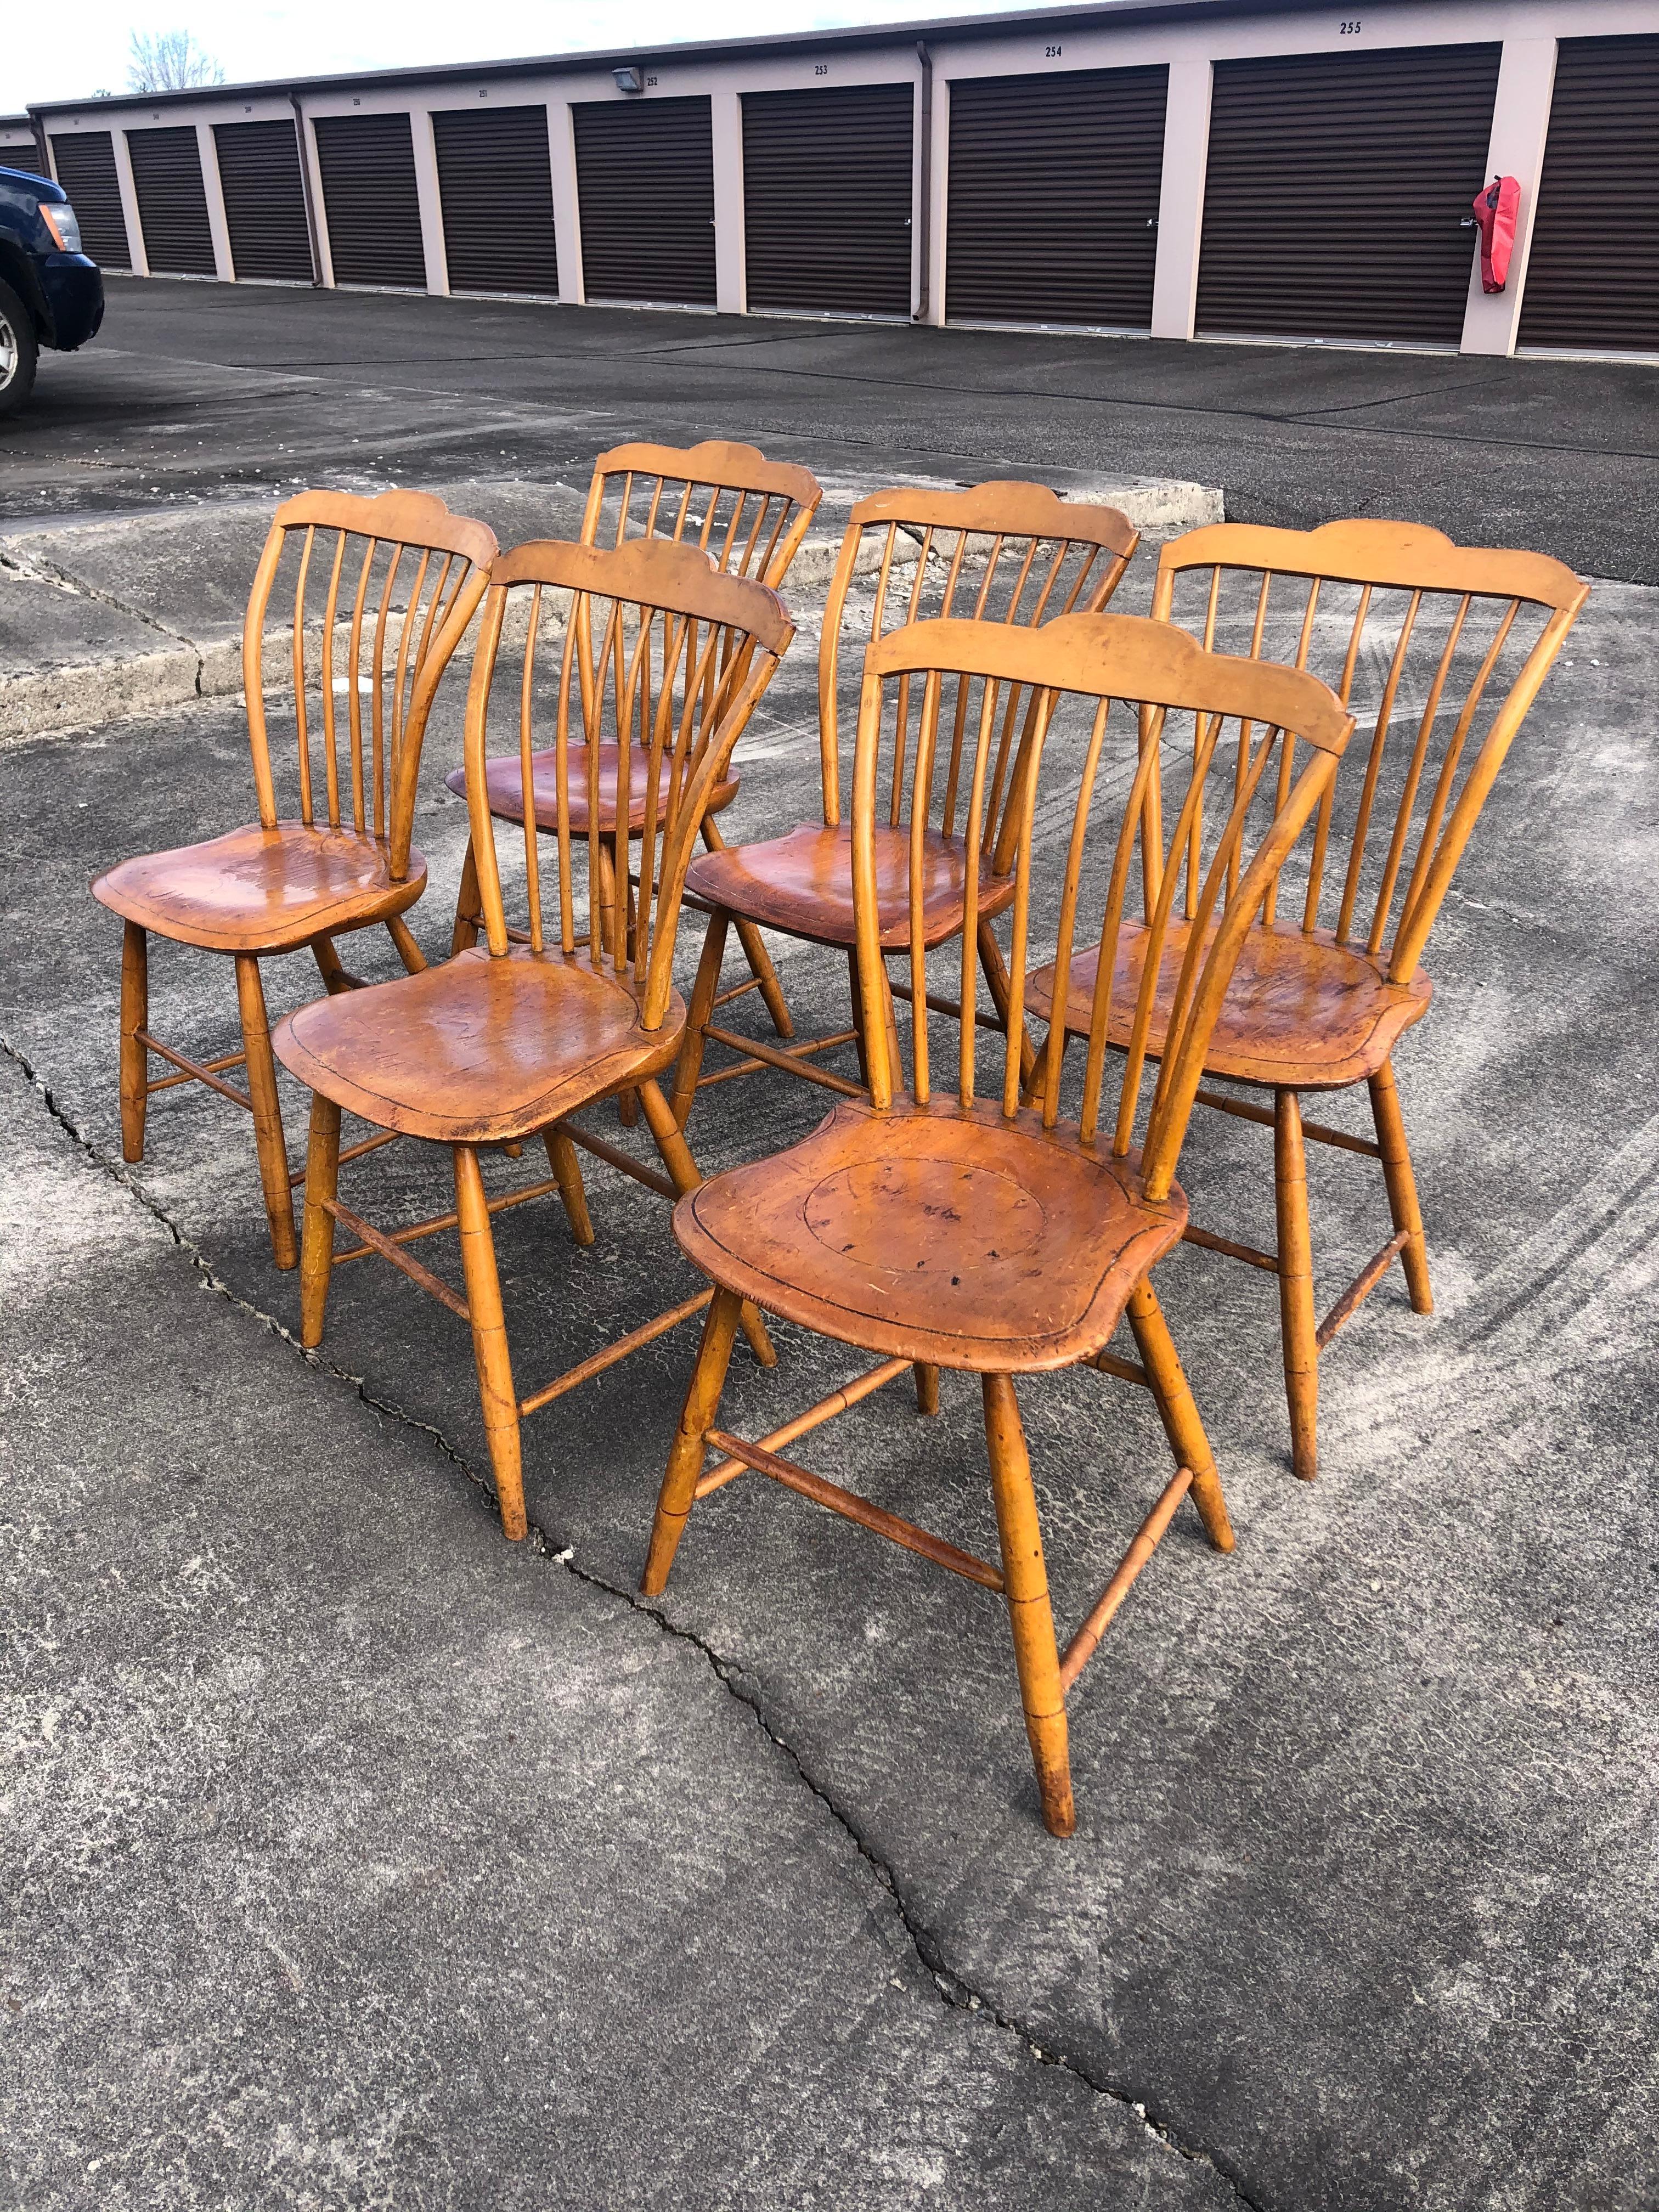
126;29;225;93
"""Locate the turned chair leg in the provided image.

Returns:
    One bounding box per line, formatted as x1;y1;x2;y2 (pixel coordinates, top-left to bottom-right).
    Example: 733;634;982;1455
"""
299;1094;342;1347
311;934;354;995
234;954;298;1272
1022;1028;1065;1112
119;921;149;1163
1369;1059;1434;1315
453;1144;527;1542
849;949;902;1089
978;919;1038;1090
386;913;427;975
451;834;484;955
914;1363;940;1415
641;1285;743;1595
701;817;791;1040
983;1372;1075;1838
543;1126;595;1245
845;947;872;1089
596;845;619;959
1274;1086;1319;1483
670;908;730;1129
637;1079;776;1369
1126;1279;1234;1552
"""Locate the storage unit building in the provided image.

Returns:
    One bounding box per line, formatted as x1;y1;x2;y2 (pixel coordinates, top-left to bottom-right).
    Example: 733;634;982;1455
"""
21;3;1657;360
573;96;716;307
945;65;1166;329
434;104;558;297
213;119;314;283
313;111;427;290
1517;33;1659;356
125;125;217;277
742;83;913;318
1196;43;1503;347
47;132;131;268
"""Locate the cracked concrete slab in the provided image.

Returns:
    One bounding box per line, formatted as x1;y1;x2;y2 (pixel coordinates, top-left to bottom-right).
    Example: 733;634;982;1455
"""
3;550;1655;2211
0;480;597;738
0;466;1214;742
0;556;200;743
1;1043;1244;2211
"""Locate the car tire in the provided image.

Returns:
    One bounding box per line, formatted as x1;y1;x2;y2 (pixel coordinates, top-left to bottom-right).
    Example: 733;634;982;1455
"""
0;280;40;418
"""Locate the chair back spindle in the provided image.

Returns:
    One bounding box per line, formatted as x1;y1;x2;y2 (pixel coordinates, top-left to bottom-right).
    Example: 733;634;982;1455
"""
1150;522;1587;984
816;484;1140;916
580;437;823;587
851;614;1355;1200
241;489;498;874
575;439;821;771
461;538;795;1032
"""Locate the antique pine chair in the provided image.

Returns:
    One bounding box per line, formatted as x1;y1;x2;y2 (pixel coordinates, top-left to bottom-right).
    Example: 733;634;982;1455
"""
667;481;1140;1130
91;489;497;1268
1028;520;1587;1481
447;439;823;1031
642;608;1355;1836
274;537;795;1544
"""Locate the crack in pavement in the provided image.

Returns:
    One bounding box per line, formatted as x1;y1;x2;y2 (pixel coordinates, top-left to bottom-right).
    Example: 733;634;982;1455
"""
1;1026;1266;2212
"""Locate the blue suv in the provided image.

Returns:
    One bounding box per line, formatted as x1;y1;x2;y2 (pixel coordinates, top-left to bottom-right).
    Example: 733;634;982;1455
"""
0;161;104;416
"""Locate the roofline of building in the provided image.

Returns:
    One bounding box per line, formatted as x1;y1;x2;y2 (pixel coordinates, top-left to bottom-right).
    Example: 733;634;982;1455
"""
23;0;1351;117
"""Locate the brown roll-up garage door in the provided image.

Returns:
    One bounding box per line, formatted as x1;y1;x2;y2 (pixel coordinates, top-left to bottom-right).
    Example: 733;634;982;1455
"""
1518;35;1659;356
213;119;313;283
127;126;217;276
743;83;912;317
313;112;427;291
573;97;715;307
49;132;131;268
945;66;1166;329
1197;44;1500;347
434;104;558;297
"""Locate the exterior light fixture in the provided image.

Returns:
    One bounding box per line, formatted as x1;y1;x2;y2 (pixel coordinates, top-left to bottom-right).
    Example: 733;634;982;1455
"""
612;66;643;93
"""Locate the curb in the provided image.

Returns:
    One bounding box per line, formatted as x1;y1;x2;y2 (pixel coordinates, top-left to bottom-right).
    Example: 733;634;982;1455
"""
0;470;1223;743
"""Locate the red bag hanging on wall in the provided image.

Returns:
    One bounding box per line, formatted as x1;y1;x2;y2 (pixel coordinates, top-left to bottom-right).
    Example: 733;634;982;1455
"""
1472;176;1520;294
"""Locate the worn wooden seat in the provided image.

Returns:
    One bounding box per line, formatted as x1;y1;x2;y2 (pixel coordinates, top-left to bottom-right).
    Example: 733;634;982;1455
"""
278;945;685;1144
645;609;1354;1837
89;488;495;1268
93;822;428;955
683;821;1014;951
678;1096;1184;1372
448;439;822;1041
670;481;1139;1126
1032;520;1587;1481
1029;918;1433;1090
276;535;795;1544
449;744;738;837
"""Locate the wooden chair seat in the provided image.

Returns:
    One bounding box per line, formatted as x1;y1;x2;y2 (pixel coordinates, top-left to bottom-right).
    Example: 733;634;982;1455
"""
682;822;1015;952
444;746;738;837
675;1095;1185;1374
274;944;683;1144
1027;919;1434;1092
92;822;427;956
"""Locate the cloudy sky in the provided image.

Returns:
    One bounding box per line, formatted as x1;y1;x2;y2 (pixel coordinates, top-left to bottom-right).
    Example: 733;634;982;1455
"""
6;0;1057;110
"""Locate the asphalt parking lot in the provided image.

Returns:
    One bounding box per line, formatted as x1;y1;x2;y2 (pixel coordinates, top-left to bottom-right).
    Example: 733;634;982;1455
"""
5;275;1659;579
3;280;1657;2212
